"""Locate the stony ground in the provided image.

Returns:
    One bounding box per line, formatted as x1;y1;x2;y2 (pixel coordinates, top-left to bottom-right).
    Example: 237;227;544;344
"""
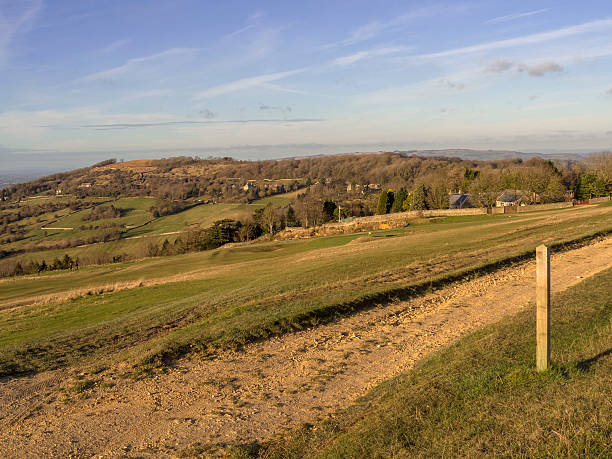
1;237;611;457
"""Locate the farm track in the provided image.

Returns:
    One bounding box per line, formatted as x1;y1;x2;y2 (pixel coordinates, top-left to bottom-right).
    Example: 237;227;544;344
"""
1;236;612;456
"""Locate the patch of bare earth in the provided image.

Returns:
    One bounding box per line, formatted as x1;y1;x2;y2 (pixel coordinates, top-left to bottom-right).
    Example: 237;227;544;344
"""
1;237;612;457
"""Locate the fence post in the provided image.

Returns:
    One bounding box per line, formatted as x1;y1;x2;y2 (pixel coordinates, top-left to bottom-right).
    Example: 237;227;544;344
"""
536;245;550;371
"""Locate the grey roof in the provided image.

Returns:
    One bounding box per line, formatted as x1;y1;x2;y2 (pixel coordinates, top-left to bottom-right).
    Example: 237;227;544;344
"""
496;190;522;202
449;193;469;208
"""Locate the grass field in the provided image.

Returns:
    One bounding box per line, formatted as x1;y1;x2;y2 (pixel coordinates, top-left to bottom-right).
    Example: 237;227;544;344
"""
258;266;612;458
0;203;611;377
1;192;300;267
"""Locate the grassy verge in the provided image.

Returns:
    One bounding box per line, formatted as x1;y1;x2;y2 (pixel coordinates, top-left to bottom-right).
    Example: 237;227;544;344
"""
0;205;610;377
256;267;612;458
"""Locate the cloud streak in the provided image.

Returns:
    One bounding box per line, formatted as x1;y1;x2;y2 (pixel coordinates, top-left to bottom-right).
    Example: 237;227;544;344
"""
0;0;42;69
332;46;410;66
322;4;468;49
485;8;550;25
421;18;612;58
79;47;196;81
194;68;306;99
98;38;131;54
78;118;323;130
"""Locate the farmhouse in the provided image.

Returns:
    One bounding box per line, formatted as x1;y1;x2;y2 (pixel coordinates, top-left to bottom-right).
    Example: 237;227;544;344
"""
496;190;525;207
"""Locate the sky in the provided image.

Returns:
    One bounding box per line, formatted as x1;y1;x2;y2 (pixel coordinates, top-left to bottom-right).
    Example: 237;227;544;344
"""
1;0;612;173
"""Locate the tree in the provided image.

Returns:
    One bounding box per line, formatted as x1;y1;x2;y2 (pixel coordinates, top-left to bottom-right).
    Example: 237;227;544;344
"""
575;173;607;200
427;181;448;210
322;200;337;222
285;205;298;227
402;193;412;211
376;190;390;215
261;204;280;234
391;188;408;212
238;219;262;241
541;175;567;203
410;184;428;210
333;206;351;220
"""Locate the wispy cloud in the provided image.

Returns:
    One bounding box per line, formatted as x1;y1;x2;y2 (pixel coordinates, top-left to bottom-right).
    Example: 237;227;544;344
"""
485;8;550;25
258;83;310;95
606;88;612;95
485;59;563;77
441;79;465;90
0;0;42;69
79;47;196;81
194;68;306;99
79;118;323;130
519;62;562;77
332;46;410;66
421;18;612;59
322;4;468;49
98;38;131;54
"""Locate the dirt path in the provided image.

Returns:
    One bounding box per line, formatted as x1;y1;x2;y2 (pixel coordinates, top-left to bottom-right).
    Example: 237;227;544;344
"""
1;237;612;457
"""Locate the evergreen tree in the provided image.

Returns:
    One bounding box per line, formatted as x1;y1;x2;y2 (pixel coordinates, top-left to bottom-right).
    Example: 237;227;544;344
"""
286;205;298;227
575;173;607;200
411;184;428;210
322;200;337;222
391;188;408;212
386;190;394;213
376;190;389;215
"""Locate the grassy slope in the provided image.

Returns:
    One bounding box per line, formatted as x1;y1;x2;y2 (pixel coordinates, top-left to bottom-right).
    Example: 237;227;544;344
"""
0;204;610;377
2;192;299;265
259;267;612;458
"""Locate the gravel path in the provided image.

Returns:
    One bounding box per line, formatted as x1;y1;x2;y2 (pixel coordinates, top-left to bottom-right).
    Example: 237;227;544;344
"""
1;237;611;457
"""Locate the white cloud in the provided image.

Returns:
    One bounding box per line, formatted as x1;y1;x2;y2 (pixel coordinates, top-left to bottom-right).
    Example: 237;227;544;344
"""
421;18;612;59
485;8;550;25
79;47;196;81
0;0;42;69
98;38;131;54
322;4;468;49
194;68;306;99
332;46;409;66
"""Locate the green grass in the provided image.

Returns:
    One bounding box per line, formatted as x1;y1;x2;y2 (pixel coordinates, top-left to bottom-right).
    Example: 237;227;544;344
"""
257;267;612;458
124;202;255;237
0;204;611;377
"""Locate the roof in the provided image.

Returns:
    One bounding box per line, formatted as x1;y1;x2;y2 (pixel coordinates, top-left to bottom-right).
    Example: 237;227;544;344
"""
496;190;523;202
449;193;469;208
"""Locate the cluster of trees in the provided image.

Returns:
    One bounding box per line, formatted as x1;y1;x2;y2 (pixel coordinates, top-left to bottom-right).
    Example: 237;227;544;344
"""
145;219;244;257
3;254;78;278
574;173;608;200
0;200;94;226
82;204;121;221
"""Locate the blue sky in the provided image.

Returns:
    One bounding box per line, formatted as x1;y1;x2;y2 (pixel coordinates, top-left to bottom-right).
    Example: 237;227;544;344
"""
1;0;612;172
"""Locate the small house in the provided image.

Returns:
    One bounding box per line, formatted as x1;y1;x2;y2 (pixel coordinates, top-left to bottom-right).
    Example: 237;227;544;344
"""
449;193;471;209
496;190;524;207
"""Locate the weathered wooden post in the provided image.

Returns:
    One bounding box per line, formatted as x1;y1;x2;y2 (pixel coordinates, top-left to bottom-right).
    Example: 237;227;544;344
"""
536;245;550;371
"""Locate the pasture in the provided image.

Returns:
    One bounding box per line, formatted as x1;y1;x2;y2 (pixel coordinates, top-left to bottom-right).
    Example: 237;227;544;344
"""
0;203;611;377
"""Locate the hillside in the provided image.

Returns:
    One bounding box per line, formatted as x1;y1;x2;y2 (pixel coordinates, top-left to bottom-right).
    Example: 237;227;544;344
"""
0;212;610;456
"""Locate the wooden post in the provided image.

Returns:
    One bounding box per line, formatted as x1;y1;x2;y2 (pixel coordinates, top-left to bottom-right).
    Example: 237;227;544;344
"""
536;245;550;371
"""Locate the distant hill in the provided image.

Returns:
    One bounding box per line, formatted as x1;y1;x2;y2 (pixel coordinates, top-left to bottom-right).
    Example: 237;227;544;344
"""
396;149;588;162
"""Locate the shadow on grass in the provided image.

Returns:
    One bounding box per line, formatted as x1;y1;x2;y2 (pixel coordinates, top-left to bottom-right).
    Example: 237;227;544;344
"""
577;347;612;372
